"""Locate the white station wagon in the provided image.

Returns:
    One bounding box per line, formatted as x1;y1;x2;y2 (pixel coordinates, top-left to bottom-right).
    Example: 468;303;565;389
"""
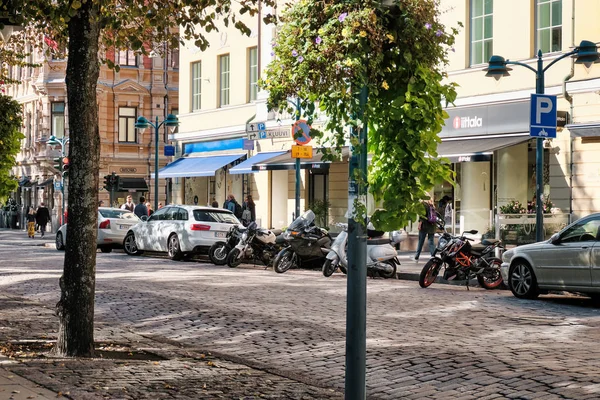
123;205;241;260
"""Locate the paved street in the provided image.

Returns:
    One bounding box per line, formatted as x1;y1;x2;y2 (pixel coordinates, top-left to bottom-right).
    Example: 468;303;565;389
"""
2;233;600;399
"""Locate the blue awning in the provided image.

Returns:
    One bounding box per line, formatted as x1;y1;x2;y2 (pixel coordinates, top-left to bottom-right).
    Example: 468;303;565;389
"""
159;154;245;178
229;151;287;174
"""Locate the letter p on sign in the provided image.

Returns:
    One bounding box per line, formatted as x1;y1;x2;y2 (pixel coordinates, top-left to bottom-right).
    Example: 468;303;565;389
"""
530;93;557;138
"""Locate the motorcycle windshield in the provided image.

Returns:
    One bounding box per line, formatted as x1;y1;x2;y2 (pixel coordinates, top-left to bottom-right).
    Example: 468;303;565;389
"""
288;210;315;231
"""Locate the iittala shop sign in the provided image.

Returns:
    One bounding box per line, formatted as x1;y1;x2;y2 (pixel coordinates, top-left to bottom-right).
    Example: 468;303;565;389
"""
441;100;530;138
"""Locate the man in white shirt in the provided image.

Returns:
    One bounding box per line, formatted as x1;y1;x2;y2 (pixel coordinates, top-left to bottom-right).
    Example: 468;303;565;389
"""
121;195;134;212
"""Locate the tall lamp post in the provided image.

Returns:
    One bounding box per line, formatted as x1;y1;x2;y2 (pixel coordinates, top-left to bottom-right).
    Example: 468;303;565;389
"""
484;40;600;242
135;114;179;212
48;135;70;225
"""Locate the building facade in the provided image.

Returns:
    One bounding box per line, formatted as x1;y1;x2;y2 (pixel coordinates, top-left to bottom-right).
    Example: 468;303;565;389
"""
8;40;179;231
436;0;600;237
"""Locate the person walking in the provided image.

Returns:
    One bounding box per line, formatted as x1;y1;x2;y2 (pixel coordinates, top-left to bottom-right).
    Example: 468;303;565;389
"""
413;199;436;262
134;197;148;218
35;202;51;238
241;195;256;226
146;202;154;216
211;198;219;208
121;195;135;212
26;207;36;238
223;195;231;210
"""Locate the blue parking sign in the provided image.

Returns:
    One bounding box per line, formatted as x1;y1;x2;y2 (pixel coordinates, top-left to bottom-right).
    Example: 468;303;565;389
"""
530;93;557;138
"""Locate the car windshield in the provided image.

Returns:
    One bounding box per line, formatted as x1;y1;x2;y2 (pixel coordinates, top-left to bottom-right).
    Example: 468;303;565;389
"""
99;209;140;221
288;210;315;231
193;210;239;224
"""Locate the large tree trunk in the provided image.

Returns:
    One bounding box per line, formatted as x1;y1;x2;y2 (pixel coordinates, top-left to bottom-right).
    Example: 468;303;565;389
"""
55;2;101;357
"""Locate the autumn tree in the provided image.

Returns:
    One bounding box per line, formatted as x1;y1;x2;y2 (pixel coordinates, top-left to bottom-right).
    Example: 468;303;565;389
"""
0;0;274;357
262;0;460;230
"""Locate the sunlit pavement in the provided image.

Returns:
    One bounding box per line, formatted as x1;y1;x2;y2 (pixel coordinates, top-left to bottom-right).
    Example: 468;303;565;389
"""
2;231;600;399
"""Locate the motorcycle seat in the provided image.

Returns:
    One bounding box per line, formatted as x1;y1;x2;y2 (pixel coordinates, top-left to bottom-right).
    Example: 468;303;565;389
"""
470;243;488;255
367;237;389;245
481;238;500;246
270;228;282;236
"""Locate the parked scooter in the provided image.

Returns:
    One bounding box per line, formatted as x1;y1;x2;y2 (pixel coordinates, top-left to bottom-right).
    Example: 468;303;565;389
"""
226;221;284;268
322;222;403;278
208;224;246;265
273;210;332;273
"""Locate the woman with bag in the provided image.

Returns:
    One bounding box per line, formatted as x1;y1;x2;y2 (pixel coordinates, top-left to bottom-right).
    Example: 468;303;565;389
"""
241;195;255;226
26;207;36;238
413;199;436;262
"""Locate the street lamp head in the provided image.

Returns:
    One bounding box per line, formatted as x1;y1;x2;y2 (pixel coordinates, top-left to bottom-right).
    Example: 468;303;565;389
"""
135;116;150;131
483;55;512;81
164;113;179;134
47;135;60;146
573;40;600;68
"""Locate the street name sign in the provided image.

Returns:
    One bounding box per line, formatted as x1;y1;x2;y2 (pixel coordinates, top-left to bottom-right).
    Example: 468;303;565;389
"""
530;93;557;138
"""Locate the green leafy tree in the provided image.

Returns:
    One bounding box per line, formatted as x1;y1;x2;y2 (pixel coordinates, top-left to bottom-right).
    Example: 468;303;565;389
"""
1;0;274;357
0;94;23;203
262;0;459;231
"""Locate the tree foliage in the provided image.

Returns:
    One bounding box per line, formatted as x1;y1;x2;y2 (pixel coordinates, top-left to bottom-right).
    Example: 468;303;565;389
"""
0;0;275;357
0;94;23;202
262;0;460;230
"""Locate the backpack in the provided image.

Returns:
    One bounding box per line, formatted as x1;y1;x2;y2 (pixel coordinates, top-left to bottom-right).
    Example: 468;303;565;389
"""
234;202;243;218
427;204;437;224
241;209;252;221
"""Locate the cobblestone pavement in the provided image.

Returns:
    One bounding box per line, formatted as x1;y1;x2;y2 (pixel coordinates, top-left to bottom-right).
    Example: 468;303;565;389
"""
2;238;600;399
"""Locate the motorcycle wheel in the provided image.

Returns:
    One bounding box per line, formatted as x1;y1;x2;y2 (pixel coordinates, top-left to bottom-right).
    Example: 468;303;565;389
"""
322;259;337;277
477;257;504;290
379;260;397;279
209;242;230;265
226;248;242;268
273;248;296;273
419;258;442;288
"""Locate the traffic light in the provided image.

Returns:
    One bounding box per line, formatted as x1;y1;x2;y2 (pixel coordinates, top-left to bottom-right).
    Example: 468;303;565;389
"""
62;157;70;174
103;175;112;192
53;157;62;170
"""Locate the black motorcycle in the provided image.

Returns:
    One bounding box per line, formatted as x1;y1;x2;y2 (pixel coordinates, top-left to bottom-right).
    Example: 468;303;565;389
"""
208;224;246;265
226;222;285;268
273;210;332;273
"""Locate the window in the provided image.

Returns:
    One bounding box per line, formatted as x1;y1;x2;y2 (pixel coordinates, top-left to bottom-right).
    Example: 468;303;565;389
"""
470;0;493;66
193;209;238;224
170;46;179;69
536;0;562;53
191;61;201;111
219;54;230;107
248;47;258;102
559;217;600;243
118;49;137;66
118;107;137;143
51;102;65;138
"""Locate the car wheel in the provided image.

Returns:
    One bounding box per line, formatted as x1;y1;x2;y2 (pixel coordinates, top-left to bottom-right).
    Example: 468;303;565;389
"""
168;234;183;261
209;242;230;265
55;232;65;251
100;246;113;253
508;260;539;299
123;232;143;256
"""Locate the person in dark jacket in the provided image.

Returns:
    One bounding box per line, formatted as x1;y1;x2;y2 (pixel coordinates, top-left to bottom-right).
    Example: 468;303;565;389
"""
134;197;148;218
242;195;256;225
413;199;436;262
35;202;51;238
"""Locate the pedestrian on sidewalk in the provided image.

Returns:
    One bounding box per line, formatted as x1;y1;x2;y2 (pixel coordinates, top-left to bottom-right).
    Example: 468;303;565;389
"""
26;207;36;238
134;197;148;218
413;199;436;262
35;202;50;238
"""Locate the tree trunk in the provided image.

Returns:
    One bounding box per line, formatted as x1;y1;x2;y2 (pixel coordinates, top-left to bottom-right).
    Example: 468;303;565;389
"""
55;2;101;357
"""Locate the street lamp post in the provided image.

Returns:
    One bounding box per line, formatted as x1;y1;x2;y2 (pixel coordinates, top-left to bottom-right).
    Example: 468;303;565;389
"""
47;135;70;225
484;40;600;242
135;114;179;212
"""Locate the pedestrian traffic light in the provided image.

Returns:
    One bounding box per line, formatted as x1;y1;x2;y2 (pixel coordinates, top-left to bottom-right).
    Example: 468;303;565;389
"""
62;157;70;173
53;157;62;170
103;174;112;192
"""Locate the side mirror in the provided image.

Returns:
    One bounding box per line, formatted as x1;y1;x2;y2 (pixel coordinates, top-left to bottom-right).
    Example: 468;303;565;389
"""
141;215;148;222
549;232;560;244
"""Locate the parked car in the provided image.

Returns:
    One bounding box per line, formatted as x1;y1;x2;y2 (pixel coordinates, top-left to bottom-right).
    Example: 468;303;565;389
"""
123;205;241;260
501;213;600;300
56;207;140;253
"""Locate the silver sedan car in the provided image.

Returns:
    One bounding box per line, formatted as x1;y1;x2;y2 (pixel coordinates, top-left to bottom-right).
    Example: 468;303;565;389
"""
501;213;600;300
